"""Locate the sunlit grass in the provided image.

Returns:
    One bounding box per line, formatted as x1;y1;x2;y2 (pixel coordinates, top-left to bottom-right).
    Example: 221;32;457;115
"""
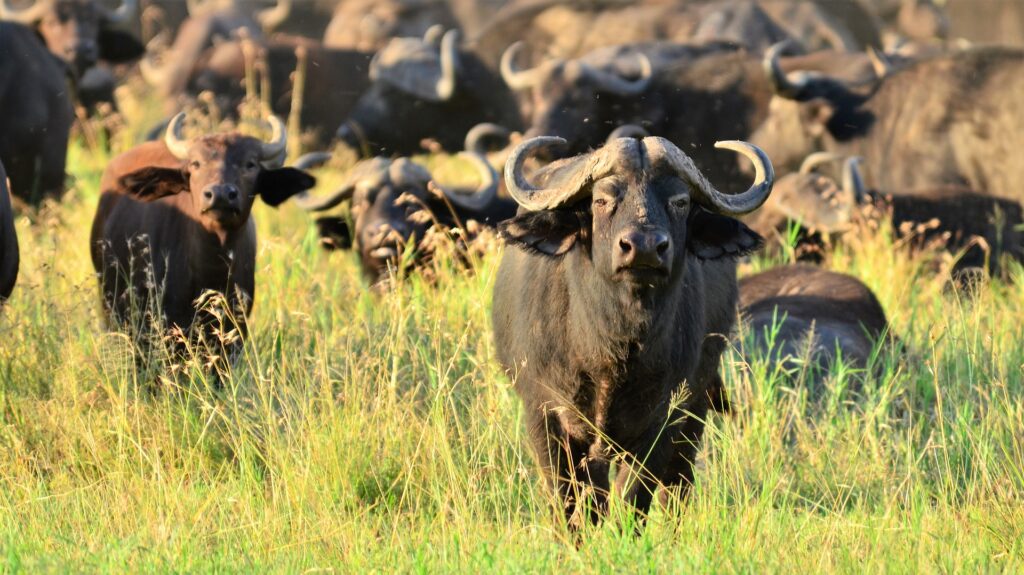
0;132;1021;572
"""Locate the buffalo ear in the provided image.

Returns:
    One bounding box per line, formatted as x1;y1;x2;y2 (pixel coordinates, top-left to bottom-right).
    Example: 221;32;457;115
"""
256;168;317;207
314;216;353;251
118;167;189;200
498;210;585;257
688;207;763;260
97;28;146;63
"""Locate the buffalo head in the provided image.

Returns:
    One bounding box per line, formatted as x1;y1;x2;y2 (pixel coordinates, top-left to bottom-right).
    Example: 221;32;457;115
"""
118;113;314;239
295;150;498;288
501;42;652;155
336;27;461;155
499;136;773;289
0;0;142;75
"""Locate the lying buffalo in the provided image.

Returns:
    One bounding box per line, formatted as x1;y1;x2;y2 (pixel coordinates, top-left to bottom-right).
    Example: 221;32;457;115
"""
295;150;515;289
336;28;522;157
751;45;1024;205
0;161;18;304
492;135;773;526
739;265;890;375
90;113;314;348
747;154;1024;274
0;20;74;204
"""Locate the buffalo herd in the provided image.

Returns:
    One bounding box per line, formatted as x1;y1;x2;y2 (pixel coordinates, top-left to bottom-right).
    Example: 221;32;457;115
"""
0;0;1021;528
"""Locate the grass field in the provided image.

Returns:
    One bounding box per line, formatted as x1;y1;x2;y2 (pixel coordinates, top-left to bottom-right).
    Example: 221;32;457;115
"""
0;129;1022;572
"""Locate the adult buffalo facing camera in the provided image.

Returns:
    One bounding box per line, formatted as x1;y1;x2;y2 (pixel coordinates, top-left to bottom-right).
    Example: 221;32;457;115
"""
0;161;18;305
90;113;315;345
295;150;515;289
336;28;521;157
0;0;143;77
492;136;774;526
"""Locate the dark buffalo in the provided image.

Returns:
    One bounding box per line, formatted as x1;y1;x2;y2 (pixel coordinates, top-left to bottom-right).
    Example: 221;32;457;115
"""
750;155;1024;274
739;265;890;375
0;161;18;304
492;135;773;525
0;21;74;204
751;45;1024;205
145;35;374;147
90;113;314;344
336;28;521;157
0;0;143;77
323;0;458;51
504;40;883;189
294;149;515;289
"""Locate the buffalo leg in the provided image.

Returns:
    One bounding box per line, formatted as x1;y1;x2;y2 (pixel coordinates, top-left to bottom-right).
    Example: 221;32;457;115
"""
525;405;610;528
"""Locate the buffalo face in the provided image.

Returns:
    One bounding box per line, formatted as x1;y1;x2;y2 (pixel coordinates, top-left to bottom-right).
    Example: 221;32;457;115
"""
498;137;773;296
117;114;314;238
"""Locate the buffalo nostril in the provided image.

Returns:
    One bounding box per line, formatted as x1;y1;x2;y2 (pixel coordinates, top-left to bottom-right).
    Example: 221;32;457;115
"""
656;237;669;255
227;190;238;200
619;238;633;254
203;190;213;200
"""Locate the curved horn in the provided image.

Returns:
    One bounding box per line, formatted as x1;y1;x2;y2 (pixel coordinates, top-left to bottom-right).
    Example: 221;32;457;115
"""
842;156;868;204
293;151;333;171
423;23;444;45
577;52;652;96
607;124;649;143
799;152;845;175
164;113;191;160
501;41;557;91
257;0;291;32
294;181;357;212
0;0;50;24
648;139;774;216
104;0;137;25
259;116;288;163
430;152;498;212
504;137;588;211
763;41;806;98
464;123;510;156
433;29;459;101
867;46;893;78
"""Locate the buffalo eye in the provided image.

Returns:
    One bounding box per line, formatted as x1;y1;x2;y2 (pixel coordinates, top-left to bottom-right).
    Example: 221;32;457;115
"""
244;159;259;171
669;193;691;211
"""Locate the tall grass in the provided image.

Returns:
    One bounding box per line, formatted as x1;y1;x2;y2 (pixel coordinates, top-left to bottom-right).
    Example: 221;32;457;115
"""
0;134;1021;572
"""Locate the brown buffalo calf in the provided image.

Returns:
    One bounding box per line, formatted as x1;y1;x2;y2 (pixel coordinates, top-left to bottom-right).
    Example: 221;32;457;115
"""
0;161;19;304
90;113;314;349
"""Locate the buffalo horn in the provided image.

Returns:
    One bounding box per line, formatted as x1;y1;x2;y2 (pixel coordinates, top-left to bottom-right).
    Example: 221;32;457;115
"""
504;137;590;211
104;0;137;24
464;123;510;156
257;0;291;32
606;124;649;143
432;29;459;101
650;138;774;216
501;41;558;91
259;115;288;164
164;113;192;160
842;156;868;204
430;152;498;212
798;152;845;175
0;0;50;23
577;52;652;96
763;41;806;98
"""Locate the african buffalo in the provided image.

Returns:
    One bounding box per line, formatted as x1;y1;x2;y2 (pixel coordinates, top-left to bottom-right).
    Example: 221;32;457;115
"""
503;40;883;189
739;265;890;375
0;161;18;304
323;0;458;51
336;28;521;157
751;45;1024;206
492;135;773;525
90;113;314;346
751;155;1024;274
295;149;515;289
0;0;143;77
0;21;74;204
